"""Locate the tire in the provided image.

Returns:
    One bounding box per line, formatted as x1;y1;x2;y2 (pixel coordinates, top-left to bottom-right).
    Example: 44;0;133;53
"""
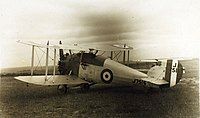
80;83;90;91
57;84;67;94
100;69;113;84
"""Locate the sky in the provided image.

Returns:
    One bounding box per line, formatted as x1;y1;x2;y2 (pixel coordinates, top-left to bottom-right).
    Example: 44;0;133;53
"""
0;0;200;68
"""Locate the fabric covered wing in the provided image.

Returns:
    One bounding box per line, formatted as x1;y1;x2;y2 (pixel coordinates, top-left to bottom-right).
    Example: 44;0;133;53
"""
14;75;89;86
80;43;133;51
17;40;133;51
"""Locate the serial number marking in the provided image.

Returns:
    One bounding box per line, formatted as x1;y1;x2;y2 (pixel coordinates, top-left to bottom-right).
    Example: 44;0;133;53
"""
133;79;147;86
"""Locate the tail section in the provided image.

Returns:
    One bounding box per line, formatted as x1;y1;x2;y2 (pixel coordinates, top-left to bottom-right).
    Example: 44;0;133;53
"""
145;59;184;88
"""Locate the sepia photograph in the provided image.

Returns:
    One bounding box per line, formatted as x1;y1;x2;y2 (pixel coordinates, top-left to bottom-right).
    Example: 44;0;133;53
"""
0;0;199;117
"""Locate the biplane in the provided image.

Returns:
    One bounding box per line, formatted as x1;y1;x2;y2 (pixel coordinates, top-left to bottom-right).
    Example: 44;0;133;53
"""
14;40;184;93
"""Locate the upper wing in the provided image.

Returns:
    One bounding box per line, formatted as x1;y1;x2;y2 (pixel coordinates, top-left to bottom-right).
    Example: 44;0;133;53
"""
17;40;84;50
17;40;133;51
81;43;133;51
14;75;89;86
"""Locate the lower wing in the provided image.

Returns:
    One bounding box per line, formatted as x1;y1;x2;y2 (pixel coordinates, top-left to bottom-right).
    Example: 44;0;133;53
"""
14;75;88;86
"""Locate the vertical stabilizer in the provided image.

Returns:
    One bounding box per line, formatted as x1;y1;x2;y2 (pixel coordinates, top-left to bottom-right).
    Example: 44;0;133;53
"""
164;59;183;87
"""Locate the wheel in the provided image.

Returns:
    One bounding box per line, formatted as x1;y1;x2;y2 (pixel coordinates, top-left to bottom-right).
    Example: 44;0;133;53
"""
80;83;90;91
57;84;68;94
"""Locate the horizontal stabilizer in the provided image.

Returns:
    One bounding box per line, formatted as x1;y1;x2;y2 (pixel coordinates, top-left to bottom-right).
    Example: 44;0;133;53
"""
14;75;88;86
138;66;169;87
140;77;168;85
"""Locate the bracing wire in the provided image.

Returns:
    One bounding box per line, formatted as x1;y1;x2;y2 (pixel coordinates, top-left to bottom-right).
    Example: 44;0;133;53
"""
113;51;122;61
38;47;54;60
100;51;105;56
34;48;45;71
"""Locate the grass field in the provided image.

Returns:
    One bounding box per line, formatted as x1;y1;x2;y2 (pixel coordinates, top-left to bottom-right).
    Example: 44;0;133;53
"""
0;59;199;117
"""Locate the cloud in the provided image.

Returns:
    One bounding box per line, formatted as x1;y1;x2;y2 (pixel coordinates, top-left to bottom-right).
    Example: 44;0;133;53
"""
0;0;200;67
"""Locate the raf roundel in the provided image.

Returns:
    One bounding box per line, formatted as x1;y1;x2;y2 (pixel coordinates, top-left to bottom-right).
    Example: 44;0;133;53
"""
101;69;113;84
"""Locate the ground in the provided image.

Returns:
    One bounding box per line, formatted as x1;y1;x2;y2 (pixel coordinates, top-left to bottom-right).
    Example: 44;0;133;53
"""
0;76;199;118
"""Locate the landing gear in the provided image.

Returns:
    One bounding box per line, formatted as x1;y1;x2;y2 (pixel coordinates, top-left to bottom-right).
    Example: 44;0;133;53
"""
57;84;68;94
80;83;90;91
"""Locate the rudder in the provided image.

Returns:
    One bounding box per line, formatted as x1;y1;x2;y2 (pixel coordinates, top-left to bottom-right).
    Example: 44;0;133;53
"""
164;59;183;87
